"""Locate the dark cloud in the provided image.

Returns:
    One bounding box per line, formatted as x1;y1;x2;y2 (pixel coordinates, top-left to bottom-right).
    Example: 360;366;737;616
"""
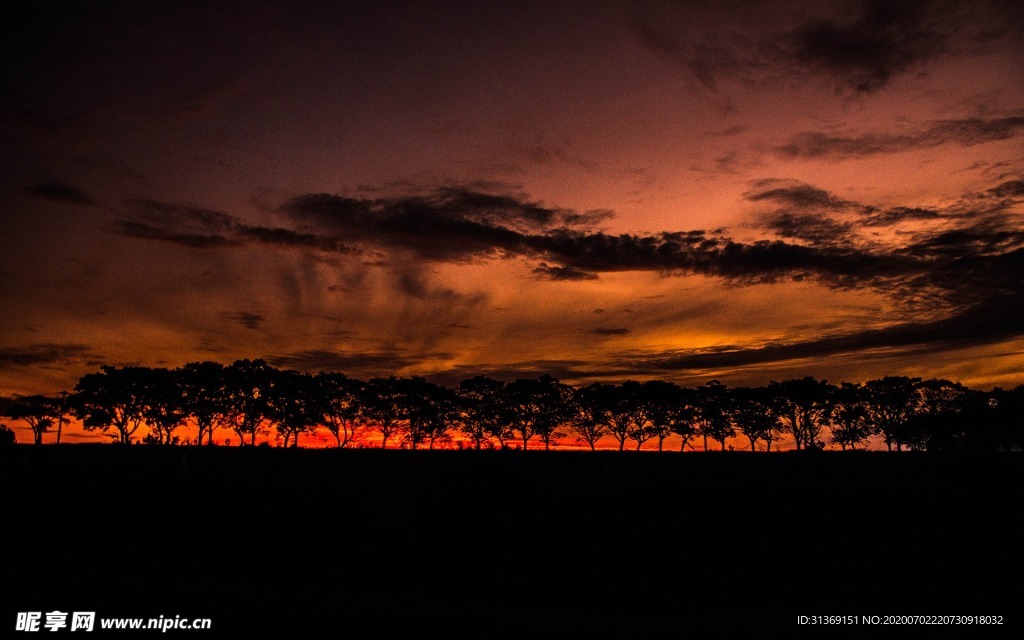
266;348;454;376
510;134;600;173
747;176;1023;230
112;183;1023;366
280;184;1019;304
218;312;264;330
0;343;96;367
775;116;1024;160
591;328;630;336
618;291;1024;373
534;228;913;286
748;180;872;244
119;198;237;237
861;206;944;227
428;359;618;387
394;269;487;309
112;198;356;252
745;179;859;210
27;182;95;206
281;187;598;263
235;225;354;253
533;263;598;281
784;0;949;93
628;1;766;90
989;179;1024;198
112;220;237;248
762;211;854;246
111;187;919;292
629;0;982;93
747;177;1024;306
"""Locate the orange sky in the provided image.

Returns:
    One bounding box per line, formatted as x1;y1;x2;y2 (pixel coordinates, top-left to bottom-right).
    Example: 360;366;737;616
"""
1;0;1022;412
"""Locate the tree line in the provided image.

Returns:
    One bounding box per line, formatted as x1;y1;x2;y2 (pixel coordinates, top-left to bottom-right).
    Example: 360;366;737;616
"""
1;360;1021;451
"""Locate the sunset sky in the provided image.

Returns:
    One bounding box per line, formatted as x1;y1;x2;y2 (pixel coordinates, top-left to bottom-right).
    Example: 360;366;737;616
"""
2;0;1023;410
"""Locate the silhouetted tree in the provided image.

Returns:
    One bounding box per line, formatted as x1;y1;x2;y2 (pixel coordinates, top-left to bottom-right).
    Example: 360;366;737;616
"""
505;376;571;450
730;386;779;451
362;376;406;449
457;376;508;449
54;391;69;444
317;372;365;448
223;359;274;446
266;369;320;447
141;367;188;445
902;379;976;451
641;381;689;451
398;377;453;450
424;383;457;450
180;361;231;445
829;383;871;451
5;395;60;445
664;387;700;451
599;383;634;451
0;423;15;446
535;376;573;450
695;380;733;451
71;365;152;444
769;377;834;450
861;376;921;451
620;381;657;450
989;386;1024;452
568;383;612;450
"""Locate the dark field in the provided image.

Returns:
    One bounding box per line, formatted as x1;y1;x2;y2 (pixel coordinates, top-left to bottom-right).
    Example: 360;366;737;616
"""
4;446;1021;637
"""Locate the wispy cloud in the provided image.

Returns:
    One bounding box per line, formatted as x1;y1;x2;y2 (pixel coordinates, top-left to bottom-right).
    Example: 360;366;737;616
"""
218;312;265;330
782;0;950;93
775;116;1024;160
0;343;98;367
591;328;630;336
267;348;454;377
27;182;96;207
628;0;993;93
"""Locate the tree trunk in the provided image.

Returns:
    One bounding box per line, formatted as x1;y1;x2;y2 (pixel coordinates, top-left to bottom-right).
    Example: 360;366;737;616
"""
703;434;708;451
